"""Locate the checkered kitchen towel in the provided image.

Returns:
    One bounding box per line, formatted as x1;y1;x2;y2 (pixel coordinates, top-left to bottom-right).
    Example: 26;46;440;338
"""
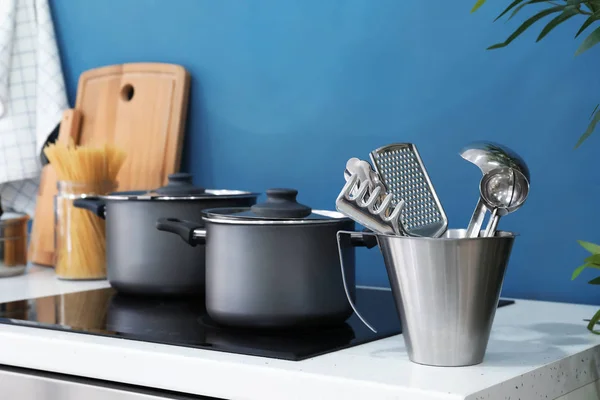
0;0;68;217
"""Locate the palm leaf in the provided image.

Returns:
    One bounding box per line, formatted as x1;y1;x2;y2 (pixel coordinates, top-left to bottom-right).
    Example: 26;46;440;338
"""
471;0;488;13
585;1;600;13
589;276;600;284
575;25;600;55
587;308;600;334
575;104;600;148
575;13;600;38
537;8;579;41
572;263;600;280
578;239;600;254
488;6;566;49
510;0;558;21
495;0;530;21
591;104;600;119
585;254;600;265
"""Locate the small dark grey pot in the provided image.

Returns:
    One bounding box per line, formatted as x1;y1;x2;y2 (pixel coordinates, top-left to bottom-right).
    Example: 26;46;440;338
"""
73;173;259;296
156;188;377;329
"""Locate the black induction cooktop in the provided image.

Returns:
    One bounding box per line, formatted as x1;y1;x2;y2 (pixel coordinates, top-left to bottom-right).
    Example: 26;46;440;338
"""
0;288;514;361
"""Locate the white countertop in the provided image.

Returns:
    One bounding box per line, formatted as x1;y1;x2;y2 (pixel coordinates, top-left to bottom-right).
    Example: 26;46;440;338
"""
0;266;599;400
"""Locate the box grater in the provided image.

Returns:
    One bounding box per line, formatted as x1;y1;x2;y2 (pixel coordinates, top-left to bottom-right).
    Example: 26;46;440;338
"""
369;143;448;238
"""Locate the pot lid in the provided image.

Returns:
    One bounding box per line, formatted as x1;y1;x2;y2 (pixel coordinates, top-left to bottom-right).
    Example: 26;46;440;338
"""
102;173;258;201
203;188;349;224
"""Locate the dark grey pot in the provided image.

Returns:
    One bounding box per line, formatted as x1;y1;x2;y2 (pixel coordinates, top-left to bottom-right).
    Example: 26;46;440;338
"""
156;212;377;329
73;191;259;296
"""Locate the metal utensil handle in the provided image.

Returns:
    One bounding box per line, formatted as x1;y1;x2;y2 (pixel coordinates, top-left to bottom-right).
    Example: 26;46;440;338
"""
465;199;487;238
336;175;395;235
336;230;378;333
484;208;499;237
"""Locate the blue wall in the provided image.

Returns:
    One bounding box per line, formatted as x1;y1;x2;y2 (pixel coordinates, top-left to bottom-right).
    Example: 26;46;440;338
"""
49;0;600;305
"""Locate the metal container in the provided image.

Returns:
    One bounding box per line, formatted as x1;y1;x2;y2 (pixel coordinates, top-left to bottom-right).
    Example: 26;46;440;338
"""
72;173;259;296
157;188;377;329
338;228;516;367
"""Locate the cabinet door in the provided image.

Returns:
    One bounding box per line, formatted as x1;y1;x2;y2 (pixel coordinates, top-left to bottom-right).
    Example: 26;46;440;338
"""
0;365;220;400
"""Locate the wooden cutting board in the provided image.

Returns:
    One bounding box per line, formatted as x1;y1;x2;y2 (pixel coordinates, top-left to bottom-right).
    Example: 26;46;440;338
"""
29;62;191;266
75;62;191;190
28;109;82;267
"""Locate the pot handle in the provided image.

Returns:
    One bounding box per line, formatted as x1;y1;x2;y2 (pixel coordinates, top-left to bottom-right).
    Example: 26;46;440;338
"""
337;229;379;333
156;218;206;247
72;197;106;219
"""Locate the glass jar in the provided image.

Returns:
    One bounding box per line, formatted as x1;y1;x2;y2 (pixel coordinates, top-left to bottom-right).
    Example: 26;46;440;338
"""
54;180;116;280
0;213;30;277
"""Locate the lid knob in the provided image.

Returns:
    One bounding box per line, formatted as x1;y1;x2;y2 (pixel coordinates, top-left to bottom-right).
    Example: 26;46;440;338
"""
155;173;206;195
168;173;193;185
251;188;312;219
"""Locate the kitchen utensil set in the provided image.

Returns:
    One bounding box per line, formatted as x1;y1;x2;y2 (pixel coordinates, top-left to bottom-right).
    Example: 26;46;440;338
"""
336;143;448;239
335;141;529;367
336;141;529;240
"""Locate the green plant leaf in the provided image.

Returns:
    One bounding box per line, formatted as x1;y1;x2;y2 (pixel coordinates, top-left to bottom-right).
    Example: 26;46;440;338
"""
586;308;600;334
537;8;579;41
588;276;600;284
488;6;565;49
575;105;600;148
495;0;530;21
576;25;600;55
578;240;600;254
573;263;591;279
471;0;487;13
590;103;600;118
567;0;593;5
572;263;600;280
585;1;600;13
510;0;558;21
576;13;600;38
584;254;600;265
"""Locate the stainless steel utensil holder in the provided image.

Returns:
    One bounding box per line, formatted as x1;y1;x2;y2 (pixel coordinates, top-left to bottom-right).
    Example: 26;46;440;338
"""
338;228;517;367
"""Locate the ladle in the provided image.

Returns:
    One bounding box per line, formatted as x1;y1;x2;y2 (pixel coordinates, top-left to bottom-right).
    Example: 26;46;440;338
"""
460;142;530;238
479;167;529;237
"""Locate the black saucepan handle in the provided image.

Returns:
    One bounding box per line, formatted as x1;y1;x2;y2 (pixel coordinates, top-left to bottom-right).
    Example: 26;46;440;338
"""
156;218;206;247
72;198;106;219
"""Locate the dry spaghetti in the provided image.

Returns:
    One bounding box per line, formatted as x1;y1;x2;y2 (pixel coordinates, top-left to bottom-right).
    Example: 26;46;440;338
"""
44;142;126;280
